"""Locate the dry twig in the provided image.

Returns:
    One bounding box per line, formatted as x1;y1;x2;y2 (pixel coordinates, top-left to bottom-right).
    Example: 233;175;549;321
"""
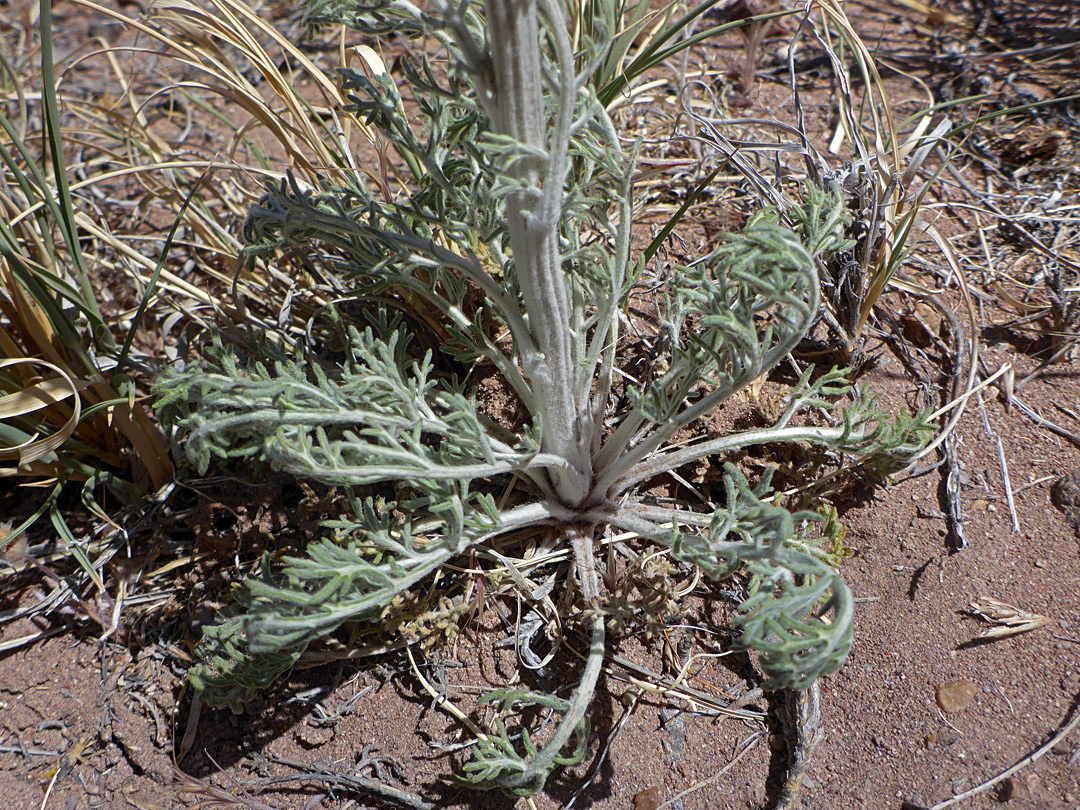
903;689;1080;810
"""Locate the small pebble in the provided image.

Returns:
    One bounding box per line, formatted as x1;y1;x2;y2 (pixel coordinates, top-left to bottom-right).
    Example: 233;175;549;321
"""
996;777;1016;801
936;680;977;713
633;786;661;810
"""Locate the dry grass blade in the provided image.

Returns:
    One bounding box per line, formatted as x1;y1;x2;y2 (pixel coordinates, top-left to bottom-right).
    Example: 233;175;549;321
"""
64;0;386;344
0;357;80;468
787;1;963;359
171;763;283;810
0;7;172;497
0;0;178;649
0;233;172;489
668;1;961;370
73;0;373;180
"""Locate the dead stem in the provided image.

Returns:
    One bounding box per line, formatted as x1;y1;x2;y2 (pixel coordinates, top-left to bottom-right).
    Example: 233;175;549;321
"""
254;753;436;810
774;682;824;810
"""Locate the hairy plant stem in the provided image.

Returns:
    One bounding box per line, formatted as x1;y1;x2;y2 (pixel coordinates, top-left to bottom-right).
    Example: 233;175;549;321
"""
614;421;863;495
593;278;820;499
502;528;605;792
485;0;591;506
505;612;605;792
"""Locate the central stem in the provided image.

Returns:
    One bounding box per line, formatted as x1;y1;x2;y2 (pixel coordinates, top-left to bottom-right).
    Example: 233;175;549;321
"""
485;0;592;506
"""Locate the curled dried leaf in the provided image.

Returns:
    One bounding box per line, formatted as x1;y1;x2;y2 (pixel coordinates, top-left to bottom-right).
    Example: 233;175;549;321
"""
0;358;81;469
969;598;1050;639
